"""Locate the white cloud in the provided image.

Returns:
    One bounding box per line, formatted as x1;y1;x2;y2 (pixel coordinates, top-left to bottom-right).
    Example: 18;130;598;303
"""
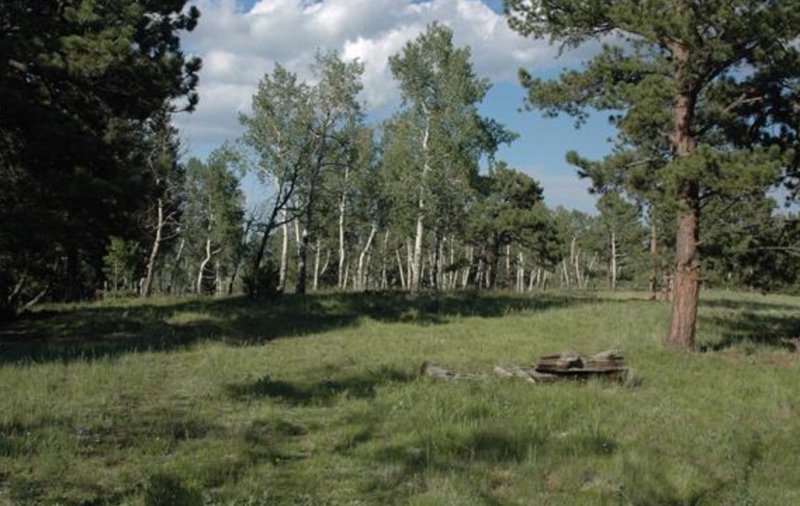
174;0;582;153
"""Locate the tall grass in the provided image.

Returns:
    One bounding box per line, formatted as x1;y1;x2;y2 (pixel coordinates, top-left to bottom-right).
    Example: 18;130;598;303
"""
0;290;798;505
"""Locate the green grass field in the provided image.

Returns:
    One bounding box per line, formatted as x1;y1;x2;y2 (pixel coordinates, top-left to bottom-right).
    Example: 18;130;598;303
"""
1;290;799;505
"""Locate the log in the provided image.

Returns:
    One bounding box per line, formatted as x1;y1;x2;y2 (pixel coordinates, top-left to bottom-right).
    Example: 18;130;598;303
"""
420;351;628;385
419;361;484;381
534;351;627;381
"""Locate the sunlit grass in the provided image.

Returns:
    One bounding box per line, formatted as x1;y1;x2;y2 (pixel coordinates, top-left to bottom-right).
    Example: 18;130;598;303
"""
1;289;799;504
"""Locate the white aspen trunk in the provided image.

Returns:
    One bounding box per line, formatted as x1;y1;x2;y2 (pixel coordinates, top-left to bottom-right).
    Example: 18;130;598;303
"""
337;166;349;289
462;245;472;289
320;248;331;278
313;238;321;291
584;253;598;289
411;114;431;293
411;211;425;292
357;225;377;290
476;258;485;288
396;248;406;289
142;197;165;297
406;241;414;289
505;244;511;286
427;250;436;288
562;258;570;287
214;259;222;295
517;251;524;293
380;230;390;289
447;237;456;290
169;237;185;295
197;236;212;295
279;209;289;291
571;237;583;288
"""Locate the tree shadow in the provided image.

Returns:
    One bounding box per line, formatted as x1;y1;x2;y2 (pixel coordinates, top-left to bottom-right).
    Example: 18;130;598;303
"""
226;366;416;407
699;297;800;313
366;425;618;502
0;291;592;365
700;311;800;351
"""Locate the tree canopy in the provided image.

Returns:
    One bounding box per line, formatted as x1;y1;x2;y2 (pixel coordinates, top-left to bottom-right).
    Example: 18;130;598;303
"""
0;0;201;315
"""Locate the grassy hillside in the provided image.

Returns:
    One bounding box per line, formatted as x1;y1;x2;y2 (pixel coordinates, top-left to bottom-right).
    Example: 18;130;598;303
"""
1;290;799;505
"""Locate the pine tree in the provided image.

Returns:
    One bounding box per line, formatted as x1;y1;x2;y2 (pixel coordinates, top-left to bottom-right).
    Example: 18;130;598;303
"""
505;0;800;349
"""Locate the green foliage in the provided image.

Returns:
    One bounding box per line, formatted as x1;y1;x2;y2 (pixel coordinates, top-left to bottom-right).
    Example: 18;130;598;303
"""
0;0;201;310
387;23;516;291
182;151;246;294
468;162;558;287
239;51;365;293
102;236;140;294
242;259;282;299
595;191;648;287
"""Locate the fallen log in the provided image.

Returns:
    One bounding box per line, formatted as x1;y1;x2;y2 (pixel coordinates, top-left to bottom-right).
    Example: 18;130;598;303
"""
535;351;628;381
419;360;484;381
421;351;628;384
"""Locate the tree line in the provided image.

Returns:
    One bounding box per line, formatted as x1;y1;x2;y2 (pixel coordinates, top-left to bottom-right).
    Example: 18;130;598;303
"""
3;1;800;352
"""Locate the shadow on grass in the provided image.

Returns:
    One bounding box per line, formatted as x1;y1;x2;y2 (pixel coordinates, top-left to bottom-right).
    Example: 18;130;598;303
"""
0;291;587;364
226;366;416;407
700;310;800;351
699;297;800;313
365;425;617;502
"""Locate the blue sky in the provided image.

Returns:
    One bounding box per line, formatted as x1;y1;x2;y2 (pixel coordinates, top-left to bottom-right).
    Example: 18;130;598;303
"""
176;0;615;213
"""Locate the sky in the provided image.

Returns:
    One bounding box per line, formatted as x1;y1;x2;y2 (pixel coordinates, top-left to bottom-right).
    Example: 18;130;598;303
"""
174;0;617;214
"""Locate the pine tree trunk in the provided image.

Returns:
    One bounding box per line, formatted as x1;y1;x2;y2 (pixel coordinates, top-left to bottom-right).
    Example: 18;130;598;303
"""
668;185;700;349
666;77;700;350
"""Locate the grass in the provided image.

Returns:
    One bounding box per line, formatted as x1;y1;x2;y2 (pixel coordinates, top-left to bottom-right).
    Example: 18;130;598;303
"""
0;289;799;505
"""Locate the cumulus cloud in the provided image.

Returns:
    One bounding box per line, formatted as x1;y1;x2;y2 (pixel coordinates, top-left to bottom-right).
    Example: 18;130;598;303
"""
174;0;583;151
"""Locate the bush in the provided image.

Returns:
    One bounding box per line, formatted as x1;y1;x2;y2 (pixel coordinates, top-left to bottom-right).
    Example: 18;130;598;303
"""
242;259;282;299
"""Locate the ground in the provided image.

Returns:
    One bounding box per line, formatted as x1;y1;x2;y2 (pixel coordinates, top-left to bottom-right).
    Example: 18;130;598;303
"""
1;290;798;505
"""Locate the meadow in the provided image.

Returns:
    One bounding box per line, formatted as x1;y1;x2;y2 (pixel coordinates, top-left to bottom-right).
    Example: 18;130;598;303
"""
0;290;799;505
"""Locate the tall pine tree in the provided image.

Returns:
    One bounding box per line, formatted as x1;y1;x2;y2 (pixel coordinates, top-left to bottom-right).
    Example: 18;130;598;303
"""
505;0;800;349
